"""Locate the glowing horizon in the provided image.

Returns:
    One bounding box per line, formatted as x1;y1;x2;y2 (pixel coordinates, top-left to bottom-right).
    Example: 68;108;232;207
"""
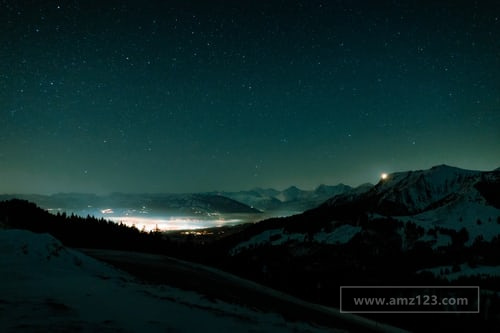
107;215;245;232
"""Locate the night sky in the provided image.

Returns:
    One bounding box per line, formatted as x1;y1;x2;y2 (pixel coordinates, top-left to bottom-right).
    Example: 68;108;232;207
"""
1;1;499;194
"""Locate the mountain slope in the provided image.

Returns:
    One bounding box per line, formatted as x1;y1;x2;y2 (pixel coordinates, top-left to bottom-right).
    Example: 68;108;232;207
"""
0;229;344;333
230;165;500;250
219;165;500;332
363;164;482;215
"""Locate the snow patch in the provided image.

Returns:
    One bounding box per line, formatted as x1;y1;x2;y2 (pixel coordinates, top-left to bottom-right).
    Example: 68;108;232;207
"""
314;225;361;244
418;263;500;281
376;165;481;213
231;229;306;254
417;233;452;249
397;200;500;244
231;224;361;254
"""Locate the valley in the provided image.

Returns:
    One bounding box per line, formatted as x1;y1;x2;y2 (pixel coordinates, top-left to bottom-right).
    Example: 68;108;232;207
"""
1;165;500;332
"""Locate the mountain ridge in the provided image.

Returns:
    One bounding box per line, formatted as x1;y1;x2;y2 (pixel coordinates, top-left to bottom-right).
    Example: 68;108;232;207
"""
0;192;260;216
230;164;500;245
216;183;364;212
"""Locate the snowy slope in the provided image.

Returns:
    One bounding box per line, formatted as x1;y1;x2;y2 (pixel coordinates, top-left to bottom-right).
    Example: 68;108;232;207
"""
398;199;500;243
231;165;500;255
0;229;343;333
231;224;361;255
323;165;500;240
418;263;500;281
371;165;500;241
314;225;362;245
369;165;481;214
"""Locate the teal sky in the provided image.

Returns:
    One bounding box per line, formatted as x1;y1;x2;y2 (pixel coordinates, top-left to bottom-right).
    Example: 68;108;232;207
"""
1;0;499;194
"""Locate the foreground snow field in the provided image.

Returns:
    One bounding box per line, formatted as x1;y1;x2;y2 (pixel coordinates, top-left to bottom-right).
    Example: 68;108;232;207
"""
0;229;343;333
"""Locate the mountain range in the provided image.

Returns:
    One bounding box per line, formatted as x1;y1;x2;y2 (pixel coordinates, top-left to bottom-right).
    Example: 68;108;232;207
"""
1;165;498;236
320;164;500;241
231;164;500;249
0;183;368;219
0;192;260;217
213;183;371;212
2;164;500;332
220;165;500;331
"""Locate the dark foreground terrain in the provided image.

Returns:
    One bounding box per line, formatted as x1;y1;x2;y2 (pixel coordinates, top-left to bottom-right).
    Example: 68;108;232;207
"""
2;182;500;333
80;248;407;333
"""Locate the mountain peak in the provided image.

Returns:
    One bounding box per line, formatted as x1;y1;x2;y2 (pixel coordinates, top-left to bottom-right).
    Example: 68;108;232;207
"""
369;165;485;215
284;185;301;192
379;165;479;184
428;164;471;173
430;163;455;169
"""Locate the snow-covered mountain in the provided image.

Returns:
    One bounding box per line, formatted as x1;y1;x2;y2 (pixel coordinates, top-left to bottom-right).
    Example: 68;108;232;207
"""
216;183;359;212
318;164;500;241
231;165;500;253
0;228;345;333
222;165;500;333
348;164;485;214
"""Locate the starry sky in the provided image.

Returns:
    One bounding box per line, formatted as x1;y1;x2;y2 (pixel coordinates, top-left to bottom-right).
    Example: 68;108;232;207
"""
1;0;499;194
